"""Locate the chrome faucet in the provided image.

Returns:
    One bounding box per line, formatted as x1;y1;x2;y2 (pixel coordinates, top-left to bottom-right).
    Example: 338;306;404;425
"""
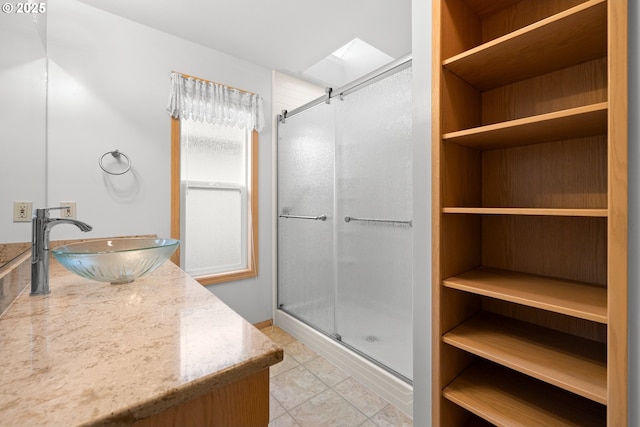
30;207;92;295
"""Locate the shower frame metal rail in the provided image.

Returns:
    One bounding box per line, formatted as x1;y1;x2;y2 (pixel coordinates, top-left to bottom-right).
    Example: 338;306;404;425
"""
344;216;412;226
277;53;412;123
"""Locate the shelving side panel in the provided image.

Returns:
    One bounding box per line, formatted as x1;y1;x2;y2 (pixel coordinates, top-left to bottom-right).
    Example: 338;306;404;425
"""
482;215;607;285
606;0;629;425
442;70;482;134
441;214;482;280
443;142;482;208
481;136;608;209
441;0;483;59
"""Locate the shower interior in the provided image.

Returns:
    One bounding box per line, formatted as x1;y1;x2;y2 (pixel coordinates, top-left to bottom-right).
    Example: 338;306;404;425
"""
276;58;413;387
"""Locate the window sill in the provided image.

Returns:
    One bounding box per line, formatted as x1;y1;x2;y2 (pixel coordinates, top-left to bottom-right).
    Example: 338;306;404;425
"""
195;268;257;286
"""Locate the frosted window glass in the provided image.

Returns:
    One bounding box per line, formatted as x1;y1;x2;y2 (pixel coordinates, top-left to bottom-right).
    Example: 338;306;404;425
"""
181;119;247;184
179;117;252;278
184;187;243;276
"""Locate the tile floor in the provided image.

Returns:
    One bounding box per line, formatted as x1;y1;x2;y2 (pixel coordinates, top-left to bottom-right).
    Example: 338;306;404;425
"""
260;326;413;427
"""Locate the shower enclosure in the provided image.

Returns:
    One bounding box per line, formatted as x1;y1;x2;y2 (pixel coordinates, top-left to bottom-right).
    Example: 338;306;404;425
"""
277;57;413;382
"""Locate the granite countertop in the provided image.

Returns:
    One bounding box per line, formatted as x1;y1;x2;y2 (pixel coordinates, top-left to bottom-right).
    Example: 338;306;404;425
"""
0;258;282;426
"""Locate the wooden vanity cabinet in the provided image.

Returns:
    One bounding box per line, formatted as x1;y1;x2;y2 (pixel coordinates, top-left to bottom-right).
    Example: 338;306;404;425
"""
432;1;628;425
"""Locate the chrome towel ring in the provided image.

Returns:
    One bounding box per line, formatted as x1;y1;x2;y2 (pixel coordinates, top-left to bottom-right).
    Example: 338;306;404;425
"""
99;149;131;175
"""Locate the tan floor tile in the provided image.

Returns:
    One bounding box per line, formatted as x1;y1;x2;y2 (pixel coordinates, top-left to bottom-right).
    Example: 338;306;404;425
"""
370;404;413;427
358;420;377;427
289;389;368;427
284;340;320;364
262;326;297;346
269;413;300;427
271;351;301;377
333;377;390;418
270;393;287;421
304;356;350;387
271;365;328;410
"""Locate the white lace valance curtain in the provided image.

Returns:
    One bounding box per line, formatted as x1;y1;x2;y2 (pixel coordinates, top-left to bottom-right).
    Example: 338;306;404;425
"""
167;73;264;132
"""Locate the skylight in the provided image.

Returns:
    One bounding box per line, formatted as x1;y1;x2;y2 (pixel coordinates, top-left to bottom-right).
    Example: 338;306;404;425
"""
303;38;394;87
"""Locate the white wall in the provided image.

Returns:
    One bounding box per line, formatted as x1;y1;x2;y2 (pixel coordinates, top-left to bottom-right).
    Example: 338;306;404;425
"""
629;1;639;425
43;0;273;323
0;12;47;243
411;0;432;425
272;71;325;117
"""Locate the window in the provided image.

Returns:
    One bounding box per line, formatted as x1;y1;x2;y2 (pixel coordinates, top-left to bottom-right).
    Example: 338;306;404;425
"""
170;85;259;285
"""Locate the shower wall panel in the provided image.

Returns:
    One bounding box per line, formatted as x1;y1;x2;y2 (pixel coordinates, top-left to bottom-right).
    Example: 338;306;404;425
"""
277;64;413;381
277;103;336;336
335;67;413;380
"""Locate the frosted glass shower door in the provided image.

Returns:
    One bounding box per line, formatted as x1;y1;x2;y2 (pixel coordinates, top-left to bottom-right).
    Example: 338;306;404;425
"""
335;66;413;380
277;103;336;336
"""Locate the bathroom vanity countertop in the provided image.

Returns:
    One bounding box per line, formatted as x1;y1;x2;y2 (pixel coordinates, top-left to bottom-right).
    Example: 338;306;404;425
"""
0;259;282;426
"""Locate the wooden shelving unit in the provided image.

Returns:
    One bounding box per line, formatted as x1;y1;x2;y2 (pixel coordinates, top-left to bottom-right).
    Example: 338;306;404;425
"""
443;361;607;427
443;268;607;322
442;103;608;150
442;0;607;90
432;0;628;425
443;312;607;403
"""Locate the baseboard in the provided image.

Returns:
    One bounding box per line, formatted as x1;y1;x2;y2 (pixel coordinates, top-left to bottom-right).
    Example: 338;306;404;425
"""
253;319;273;330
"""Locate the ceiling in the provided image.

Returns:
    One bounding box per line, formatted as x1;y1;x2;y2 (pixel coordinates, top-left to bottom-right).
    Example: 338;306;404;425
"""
80;0;412;81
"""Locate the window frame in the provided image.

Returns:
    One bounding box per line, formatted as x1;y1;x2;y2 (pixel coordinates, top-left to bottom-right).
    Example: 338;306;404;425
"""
171;117;259;285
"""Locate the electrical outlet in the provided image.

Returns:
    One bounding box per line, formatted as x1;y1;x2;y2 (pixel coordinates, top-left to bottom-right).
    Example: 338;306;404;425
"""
60;201;76;219
13;201;32;222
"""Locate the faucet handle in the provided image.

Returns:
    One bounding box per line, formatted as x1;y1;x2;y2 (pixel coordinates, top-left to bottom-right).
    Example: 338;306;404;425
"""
34;206;68;219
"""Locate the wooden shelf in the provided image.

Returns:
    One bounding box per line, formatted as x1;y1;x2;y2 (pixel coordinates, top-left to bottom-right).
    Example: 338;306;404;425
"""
443;312;607;404
442;207;607;217
443;361;606;427
442;103;608;150
442;268;607;323
442;0;607;90
464;417;495;427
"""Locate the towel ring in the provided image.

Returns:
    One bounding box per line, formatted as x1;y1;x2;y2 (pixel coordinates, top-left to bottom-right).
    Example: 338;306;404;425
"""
99;150;131;175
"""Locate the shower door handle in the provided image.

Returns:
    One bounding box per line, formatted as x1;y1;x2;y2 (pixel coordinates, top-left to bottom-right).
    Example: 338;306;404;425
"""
279;214;327;221
344;216;412;226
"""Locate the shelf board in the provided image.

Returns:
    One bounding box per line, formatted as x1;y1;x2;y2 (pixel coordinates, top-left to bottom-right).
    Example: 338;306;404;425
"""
443;267;607;323
464;417;495;427
443;361;606;427
442;103;608;150
442;0;607;90
442;207;607;217
443;312;607;404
